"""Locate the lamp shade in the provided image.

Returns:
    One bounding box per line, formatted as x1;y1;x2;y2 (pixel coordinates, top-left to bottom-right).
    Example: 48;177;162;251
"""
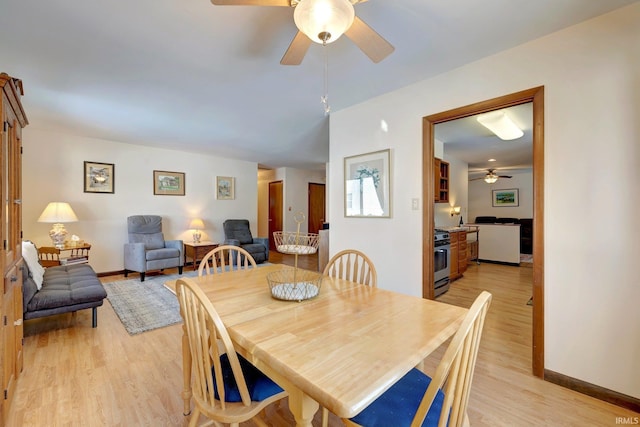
37;202;78;223
189;218;205;230
294;0;355;44
476;110;524;140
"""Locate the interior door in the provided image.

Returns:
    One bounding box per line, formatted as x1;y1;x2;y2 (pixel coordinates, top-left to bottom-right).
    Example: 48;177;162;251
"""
268;181;283;251
307;183;325;234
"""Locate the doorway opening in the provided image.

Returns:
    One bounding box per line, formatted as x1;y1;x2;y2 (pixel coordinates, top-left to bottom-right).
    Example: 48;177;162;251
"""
422;86;545;377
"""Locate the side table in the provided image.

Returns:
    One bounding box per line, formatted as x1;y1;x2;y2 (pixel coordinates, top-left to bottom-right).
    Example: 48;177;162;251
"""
183;241;219;270
38;243;92;267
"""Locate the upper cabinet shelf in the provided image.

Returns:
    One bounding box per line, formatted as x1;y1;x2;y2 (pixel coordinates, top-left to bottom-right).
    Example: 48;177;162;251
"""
434;158;449;203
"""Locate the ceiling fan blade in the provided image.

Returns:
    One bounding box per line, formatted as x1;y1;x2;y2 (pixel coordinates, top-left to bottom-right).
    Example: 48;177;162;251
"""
469;177;484;181
210;0;291;6
344;16;394;63
280;31;312;65
498;175;512;178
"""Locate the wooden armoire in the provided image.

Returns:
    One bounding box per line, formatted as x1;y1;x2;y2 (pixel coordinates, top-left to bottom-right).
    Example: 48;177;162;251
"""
0;73;28;425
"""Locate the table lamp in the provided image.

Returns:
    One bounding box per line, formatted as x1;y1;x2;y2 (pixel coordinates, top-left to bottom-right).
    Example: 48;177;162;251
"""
37;202;78;249
189;218;205;243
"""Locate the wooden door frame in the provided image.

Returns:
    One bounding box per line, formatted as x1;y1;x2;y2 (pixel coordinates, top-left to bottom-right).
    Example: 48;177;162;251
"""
268;180;283;251
307;182;326;234
422;86;545;378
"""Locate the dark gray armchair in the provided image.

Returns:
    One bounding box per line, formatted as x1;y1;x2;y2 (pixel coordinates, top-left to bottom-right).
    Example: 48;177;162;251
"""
222;219;269;264
124;215;183;281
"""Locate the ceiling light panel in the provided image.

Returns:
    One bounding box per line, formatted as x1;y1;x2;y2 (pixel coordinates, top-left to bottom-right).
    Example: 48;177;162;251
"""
476;110;524;140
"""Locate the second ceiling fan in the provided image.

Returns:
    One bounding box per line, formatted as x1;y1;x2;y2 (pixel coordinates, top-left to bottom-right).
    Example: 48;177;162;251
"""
210;0;394;65
470;169;513;184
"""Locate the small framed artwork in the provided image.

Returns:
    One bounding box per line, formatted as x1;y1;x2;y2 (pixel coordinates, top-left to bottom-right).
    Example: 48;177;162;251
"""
153;170;185;196
344;148;391;218
84;161;114;193
216;176;235;200
492;188;519;207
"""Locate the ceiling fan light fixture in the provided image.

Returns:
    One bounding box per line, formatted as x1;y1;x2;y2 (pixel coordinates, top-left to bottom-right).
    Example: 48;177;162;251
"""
484;174;499;184
294;0;355;44
476;110;524;141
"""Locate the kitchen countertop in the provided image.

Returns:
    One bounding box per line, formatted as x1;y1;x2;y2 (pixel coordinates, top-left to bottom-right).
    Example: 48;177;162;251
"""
435;226;479;232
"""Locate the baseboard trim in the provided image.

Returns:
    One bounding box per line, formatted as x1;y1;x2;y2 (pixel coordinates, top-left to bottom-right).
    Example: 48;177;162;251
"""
545;369;640;412
97;270;125;277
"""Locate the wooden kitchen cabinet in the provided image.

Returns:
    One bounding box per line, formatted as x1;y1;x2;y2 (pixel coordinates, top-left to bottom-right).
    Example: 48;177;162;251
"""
449;230;467;281
1;73;27;425
434;158;449;203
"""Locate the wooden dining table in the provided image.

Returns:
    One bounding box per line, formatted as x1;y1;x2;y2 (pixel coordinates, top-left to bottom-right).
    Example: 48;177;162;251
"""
173;264;467;427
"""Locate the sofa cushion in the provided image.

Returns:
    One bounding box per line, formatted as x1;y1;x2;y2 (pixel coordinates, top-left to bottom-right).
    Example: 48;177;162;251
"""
22;240;45;290
21;263;39;310
129;232;166;250
474;216;497;224
242;243;267;263
223;220;254;245
27;264;107;312
146;247;180;261
495;217;519;224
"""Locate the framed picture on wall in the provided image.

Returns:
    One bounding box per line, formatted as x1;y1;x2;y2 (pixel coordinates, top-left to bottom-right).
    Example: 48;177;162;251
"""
84;161;114;193
216;176;235;200
344;149;391;218
153;170;185;196
492;188;519;207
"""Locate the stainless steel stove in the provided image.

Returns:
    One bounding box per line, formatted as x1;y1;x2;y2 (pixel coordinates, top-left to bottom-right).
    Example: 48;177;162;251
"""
434;229;451;297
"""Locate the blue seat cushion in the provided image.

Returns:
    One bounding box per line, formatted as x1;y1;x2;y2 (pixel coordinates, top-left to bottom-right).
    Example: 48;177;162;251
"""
349;368;446;427
213;353;284;402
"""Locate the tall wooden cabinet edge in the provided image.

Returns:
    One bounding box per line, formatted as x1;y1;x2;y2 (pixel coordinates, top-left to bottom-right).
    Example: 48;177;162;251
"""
1;72;28;427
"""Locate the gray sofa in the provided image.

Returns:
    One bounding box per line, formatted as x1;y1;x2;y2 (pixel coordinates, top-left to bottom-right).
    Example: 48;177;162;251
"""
124;215;183;281
223;219;269;264
22;263;107;328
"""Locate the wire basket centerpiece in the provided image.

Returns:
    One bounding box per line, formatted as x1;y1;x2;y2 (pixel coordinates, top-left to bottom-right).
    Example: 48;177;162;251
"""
269;212;321;301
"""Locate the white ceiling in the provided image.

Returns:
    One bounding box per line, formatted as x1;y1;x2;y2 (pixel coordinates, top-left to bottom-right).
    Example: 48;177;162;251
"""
436;103;533;178
1;0;636;170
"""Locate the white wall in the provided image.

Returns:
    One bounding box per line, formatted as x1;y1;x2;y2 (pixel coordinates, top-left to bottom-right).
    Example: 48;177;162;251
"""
329;4;640;399
256;167;326;237
283;167;326;234
23;128;259;274
467;170;533;222
257;168;275;238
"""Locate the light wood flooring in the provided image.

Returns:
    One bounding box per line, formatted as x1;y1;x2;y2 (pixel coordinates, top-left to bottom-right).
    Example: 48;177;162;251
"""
7;256;638;426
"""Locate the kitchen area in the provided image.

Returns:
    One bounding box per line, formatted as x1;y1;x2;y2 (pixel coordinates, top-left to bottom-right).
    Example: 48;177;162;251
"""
433;225;479;297
432;105;533;296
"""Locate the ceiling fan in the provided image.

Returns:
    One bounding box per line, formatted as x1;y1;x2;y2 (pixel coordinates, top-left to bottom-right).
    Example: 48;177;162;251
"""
210;0;394;65
469;169;512;184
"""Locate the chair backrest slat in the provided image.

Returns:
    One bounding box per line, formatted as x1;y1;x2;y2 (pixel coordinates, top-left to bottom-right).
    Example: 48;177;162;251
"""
323;249;377;288
411;291;492;427
198;244;257;276
176;278;253;412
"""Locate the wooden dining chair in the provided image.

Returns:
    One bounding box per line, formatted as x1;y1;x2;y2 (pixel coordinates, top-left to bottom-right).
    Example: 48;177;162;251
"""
321;249;378;426
343;291;492;427
322;249;377;287
197;244;257;276
175;277;287;427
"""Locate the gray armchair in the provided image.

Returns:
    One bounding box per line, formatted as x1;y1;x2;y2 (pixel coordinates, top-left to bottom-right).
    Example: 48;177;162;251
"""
222;219;269;264
124;215;183;281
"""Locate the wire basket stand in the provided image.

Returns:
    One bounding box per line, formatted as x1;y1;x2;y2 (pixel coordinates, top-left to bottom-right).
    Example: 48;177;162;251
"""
269;212;321;301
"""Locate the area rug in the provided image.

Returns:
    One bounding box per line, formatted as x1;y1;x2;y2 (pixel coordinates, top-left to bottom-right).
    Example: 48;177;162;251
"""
103;271;198;335
103;263;272;335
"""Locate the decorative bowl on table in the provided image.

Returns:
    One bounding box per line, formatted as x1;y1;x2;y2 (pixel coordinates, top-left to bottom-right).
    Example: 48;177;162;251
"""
267;269;323;302
272;231;319;255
